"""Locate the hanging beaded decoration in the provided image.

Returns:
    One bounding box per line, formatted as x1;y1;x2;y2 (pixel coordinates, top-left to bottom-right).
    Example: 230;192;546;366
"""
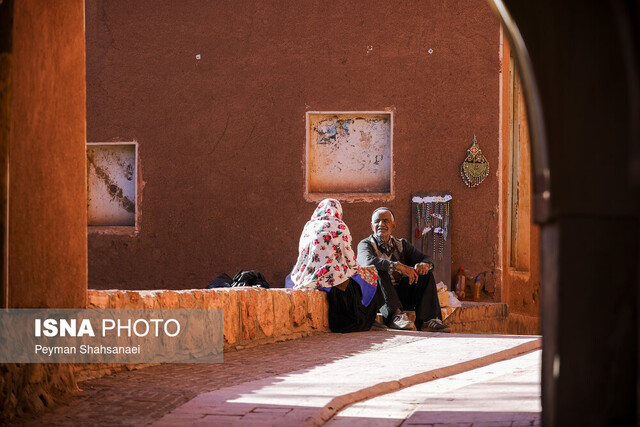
460;135;490;188
422;202;430;234
433;203;437;258
438;202;444;259
446;200;451;241
434;202;442;260
412;195;451;261
419;204;425;252
415;203;421;238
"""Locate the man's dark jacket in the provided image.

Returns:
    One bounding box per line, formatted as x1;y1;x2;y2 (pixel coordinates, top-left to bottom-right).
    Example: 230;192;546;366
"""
356;235;433;274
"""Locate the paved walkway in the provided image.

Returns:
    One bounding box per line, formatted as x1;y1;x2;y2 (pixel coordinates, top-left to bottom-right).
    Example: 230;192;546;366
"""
328;350;541;426
14;331;541;426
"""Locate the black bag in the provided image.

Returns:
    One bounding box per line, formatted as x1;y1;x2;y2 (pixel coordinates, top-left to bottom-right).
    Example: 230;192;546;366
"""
206;273;233;289
230;270;270;288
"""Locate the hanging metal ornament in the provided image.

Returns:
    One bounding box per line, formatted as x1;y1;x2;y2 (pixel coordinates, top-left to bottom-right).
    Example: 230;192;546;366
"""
460;135;490;188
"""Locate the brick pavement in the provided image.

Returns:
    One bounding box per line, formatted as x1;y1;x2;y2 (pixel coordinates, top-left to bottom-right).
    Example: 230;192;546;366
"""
11;331;540;426
12;332;422;426
152;333;539;426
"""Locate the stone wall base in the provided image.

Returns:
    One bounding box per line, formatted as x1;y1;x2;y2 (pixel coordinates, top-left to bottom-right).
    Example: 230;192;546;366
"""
446;302;540;335
507;312;540;335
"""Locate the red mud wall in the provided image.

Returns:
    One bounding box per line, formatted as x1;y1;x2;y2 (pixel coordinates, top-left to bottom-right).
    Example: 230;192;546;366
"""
9;0;87;307
86;0;501;290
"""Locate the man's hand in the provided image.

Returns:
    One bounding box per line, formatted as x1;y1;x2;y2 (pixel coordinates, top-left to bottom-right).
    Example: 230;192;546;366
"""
396;263;419;284
414;262;432;275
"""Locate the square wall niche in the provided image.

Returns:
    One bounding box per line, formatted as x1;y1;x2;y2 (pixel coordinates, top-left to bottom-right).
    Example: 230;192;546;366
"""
87;143;137;228
306;112;393;201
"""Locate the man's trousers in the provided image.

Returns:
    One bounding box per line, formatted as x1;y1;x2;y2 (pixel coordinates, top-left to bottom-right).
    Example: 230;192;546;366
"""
378;270;442;327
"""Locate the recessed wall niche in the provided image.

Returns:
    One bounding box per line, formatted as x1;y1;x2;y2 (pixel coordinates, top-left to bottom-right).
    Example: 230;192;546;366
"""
306;112;393;199
86;143;137;227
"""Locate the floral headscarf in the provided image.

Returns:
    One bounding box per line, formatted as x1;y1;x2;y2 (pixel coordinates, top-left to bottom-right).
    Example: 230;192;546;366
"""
291;199;377;290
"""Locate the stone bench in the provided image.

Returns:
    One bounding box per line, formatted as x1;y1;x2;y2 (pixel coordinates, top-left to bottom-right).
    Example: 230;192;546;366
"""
87;288;330;351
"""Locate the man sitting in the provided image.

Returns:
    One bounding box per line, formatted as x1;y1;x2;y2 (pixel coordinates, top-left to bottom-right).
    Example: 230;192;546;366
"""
356;207;450;332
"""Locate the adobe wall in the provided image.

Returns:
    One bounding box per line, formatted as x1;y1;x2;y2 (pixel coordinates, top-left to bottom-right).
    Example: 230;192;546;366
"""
8;0;87;307
497;39;540;321
2;1;88;420
0;0;10;307
85;0;503;291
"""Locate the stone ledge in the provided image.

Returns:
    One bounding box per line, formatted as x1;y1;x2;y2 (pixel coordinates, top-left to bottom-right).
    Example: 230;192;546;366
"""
449;319;509;334
507;313;540;335
86;288;330;351
446;302;508;334
446;302;509;323
446;303;540;335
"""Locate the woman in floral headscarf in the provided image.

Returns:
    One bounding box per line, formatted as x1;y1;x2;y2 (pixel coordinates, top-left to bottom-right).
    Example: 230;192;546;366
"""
289;199;382;333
